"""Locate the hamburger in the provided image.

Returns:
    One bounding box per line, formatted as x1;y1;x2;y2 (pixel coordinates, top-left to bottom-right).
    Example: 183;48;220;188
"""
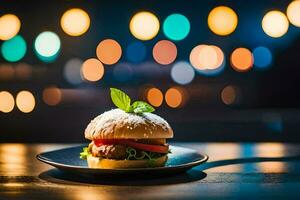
80;88;173;169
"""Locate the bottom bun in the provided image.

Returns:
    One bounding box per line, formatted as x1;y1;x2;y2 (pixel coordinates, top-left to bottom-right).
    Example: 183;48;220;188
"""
87;154;167;169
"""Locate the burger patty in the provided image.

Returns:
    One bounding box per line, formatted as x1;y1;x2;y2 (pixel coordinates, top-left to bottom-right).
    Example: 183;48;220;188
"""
91;143;127;160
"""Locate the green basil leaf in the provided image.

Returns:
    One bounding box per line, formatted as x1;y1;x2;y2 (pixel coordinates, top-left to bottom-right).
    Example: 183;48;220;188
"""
131;101;155;114
110;88;131;112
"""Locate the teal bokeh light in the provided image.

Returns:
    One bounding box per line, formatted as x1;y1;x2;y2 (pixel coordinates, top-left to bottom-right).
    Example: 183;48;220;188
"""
1;35;27;62
34;31;61;62
163;14;190;41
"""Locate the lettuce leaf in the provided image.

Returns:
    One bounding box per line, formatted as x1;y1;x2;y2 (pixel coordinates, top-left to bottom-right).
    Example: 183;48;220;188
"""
126;147;165;160
79;147;90;159
79;146;169;160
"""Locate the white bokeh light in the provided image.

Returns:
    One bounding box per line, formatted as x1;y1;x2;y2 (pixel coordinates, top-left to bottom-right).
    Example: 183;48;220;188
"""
34;31;61;57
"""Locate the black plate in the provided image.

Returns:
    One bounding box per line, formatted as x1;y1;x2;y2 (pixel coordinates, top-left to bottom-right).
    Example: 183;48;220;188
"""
37;145;208;176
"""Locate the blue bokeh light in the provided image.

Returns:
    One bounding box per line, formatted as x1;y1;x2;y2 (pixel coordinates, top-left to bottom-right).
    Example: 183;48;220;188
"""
126;41;146;63
253;46;272;69
171;61;195;85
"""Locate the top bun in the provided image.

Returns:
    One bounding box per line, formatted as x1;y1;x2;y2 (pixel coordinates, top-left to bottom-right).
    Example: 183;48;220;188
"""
85;109;173;140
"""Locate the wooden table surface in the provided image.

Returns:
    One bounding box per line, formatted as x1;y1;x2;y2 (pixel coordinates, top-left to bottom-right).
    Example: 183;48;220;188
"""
1;143;300;199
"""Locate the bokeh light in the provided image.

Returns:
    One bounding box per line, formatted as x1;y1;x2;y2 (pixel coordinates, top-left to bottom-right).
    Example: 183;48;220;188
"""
113;63;133;82
126;41;146;63
212;45;225;68
171;61;195;85
0;14;21;40
64;58;83;85
287;0;300;27
163;14;190;41
96;39;122;65
130;11;160;40
81;58;104;82
146;88;163;107
0;64;14;80
34;31;61;62
152;40;177;65
190;45;207;69
253;46;272;69
15;63;32;80
1;35;26;62
60;8;90;36
16;91;35;113
262;112;283;133
262;10;289;38
0;91;15;113
221;85;237;105
189;44;225;73
165;87;183;108
43;87;62;106
230;47;253;72
208;6;238;36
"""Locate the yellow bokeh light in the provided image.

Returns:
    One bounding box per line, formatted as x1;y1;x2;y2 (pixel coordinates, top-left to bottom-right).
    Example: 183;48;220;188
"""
0;14;21;40
208;6;238;36
43;87;62;106
96;39;122;65
189;44;224;70
165;87;183;108
0;91;15;113
262;10;289;38
130;11;160;40
230;47;253;72
287;0;300;27
81;58;104;82
146;88;163;107
16;90;35;113
60;8;90;36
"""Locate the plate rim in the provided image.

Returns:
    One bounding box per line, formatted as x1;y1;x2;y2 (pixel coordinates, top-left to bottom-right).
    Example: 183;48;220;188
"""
36;145;209;172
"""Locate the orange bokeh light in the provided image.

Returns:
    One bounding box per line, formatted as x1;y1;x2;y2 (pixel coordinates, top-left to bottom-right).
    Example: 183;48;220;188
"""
16;90;35;113
81;58;104;82
221;85;236;105
146;88;163;107
165;87;183;108
43;87;62;106
0;64;14;80
230;48;253;72
153;40;177;65
0;91;15;113
96;39;122;65
15;63;32;80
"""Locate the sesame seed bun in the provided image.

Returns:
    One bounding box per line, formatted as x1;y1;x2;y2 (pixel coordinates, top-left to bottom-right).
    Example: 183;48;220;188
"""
84;109;173;140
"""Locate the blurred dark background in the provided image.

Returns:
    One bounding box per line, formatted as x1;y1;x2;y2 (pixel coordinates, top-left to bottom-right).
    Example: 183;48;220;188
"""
1;0;300;142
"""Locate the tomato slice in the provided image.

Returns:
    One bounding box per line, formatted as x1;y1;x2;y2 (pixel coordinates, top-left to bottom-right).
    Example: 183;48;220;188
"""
94;139;169;154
